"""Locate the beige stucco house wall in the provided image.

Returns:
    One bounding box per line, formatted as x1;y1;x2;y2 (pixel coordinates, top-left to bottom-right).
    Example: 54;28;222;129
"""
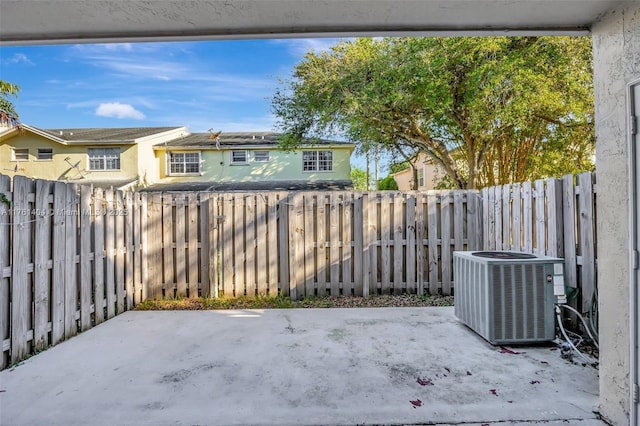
592;3;640;424
391;152;447;191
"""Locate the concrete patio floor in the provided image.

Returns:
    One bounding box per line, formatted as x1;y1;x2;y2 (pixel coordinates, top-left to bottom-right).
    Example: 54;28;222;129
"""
0;307;602;426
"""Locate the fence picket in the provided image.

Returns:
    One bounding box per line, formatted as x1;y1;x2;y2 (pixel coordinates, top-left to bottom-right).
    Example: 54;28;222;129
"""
353;194;364;296
512;183;521;251
405;194;416;293
427;192;439;294
203;193;216;298
329;193;341;296
454;191;464;252
441;192;452;295
245;195;257;297
222;196;235;297
79;185;92;330
234;196;246;297
115;191;125;312
162;194;174;299
186;193;199;298
342;193;353;295
94;189;106;322
124;192;134;310
11;176;31;363
535;179;546;255
267;193;280;296
0;175;10;368
256;193;268;296
546;179;564;258
51;182;66;344
502;185;511;250
63;183;77;338
416;193;425;295
316;193;328;295
380;193;391;294
175;194;187;298
304;194;316;297
34;180;52;349
578;173;596;312
393;193;404;294
132;192;142;304
366;193;377;296
522;181;533;252
494;186;502;250
104;190;116;316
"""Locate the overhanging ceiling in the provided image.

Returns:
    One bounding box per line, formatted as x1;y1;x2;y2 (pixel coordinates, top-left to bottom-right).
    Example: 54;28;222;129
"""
0;0;631;45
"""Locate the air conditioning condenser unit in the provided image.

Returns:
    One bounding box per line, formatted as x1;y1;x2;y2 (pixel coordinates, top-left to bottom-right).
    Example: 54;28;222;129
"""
454;251;565;345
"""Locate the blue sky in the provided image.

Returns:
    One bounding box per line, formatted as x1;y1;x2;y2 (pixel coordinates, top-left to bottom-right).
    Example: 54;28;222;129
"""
0;39;342;132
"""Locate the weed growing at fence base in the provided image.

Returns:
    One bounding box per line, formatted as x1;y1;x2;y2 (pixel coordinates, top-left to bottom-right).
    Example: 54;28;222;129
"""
135;294;454;311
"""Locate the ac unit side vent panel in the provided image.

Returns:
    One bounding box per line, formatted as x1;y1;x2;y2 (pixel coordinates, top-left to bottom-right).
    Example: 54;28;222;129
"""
454;251;561;345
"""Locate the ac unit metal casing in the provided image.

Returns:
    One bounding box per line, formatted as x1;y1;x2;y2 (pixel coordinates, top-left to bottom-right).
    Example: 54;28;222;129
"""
454;251;565;345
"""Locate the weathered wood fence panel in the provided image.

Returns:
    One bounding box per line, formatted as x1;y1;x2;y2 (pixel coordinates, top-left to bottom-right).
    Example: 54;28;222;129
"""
480;172;597;313
0;175;136;369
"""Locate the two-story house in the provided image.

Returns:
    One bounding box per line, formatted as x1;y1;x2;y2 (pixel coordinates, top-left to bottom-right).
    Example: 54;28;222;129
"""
0;124;355;190
149;131;354;191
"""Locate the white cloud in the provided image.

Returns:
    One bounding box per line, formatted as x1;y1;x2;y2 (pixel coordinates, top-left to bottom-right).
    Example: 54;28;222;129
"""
5;53;34;65
95;102;145;120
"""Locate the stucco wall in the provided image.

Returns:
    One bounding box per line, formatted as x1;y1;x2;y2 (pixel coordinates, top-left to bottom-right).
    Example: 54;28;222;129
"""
156;147;352;182
0;131;138;183
592;3;640;424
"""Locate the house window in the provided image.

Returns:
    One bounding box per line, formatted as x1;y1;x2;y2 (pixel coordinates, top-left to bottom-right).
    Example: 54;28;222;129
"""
417;168;424;187
37;148;53;160
303;150;333;172
12;148;28;161
254;151;270;162
231;150;248;165
169;152;201;175
88;148;120;170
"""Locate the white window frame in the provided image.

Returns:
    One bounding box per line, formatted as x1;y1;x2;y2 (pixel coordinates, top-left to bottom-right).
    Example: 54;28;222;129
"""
417;168;424;187
303;150;333;172
254;151;270;162
230;150;248;165
88;148;121;171
12;148;29;161
168;151;201;175
37;148;53;161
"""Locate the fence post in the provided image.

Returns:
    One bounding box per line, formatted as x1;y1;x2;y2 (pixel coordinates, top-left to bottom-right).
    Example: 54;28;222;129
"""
578;172;596;313
0;174;10;369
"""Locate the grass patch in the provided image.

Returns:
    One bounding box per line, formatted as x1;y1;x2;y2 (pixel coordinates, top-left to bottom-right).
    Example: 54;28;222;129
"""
135;294;454;311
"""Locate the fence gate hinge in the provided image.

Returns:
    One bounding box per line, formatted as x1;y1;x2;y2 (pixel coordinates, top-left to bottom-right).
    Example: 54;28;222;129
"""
634;383;639;404
634;250;639;270
632;115;638;136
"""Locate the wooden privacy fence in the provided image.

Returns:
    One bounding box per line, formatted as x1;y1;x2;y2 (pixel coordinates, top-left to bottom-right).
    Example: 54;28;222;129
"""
480;172;597;313
0;171;596;369
146;190;483;300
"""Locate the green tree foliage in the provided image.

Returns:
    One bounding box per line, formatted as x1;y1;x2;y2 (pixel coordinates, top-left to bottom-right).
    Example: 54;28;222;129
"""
389;160;410;174
0;80;20;126
377;176;398;190
350;166;369;190
272;37;594;189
